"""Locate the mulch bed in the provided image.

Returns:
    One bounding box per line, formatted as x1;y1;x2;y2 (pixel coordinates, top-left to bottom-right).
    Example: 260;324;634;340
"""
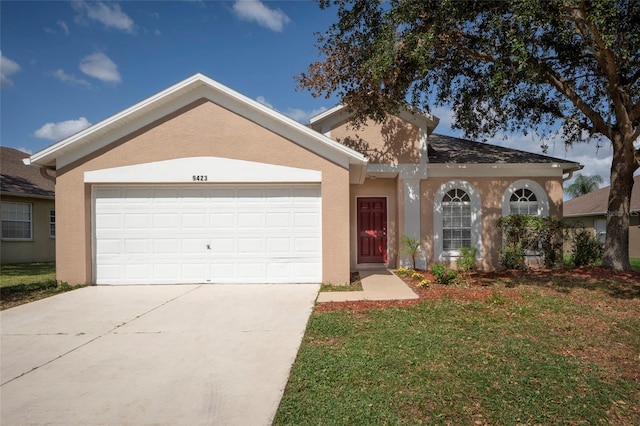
314;267;640;313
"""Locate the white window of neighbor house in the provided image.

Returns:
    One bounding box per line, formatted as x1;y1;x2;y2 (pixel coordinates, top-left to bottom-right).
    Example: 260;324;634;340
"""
1;201;32;240
594;219;607;245
50;210;56;238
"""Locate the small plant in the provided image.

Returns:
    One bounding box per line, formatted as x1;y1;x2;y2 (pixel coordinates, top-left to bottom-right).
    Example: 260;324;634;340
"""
457;247;477;272
418;279;430;288
396;267;412;277
401;236;422;269
430;262;458;285
411;271;425;281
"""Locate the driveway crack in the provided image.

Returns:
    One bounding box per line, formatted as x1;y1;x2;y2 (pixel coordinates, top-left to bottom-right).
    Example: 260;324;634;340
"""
1;285;202;387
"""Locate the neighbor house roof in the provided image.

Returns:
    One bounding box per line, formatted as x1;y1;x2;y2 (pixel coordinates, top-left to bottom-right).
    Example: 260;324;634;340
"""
1;147;55;199
564;175;640;217
27;73;368;178
428;134;582;172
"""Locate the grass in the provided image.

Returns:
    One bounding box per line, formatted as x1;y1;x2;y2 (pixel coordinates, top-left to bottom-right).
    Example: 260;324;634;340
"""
320;272;364;292
0;262;80;310
631;258;640;270
275;273;640;425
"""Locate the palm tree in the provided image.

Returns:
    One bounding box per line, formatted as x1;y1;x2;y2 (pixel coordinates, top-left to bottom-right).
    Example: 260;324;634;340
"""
565;174;605;199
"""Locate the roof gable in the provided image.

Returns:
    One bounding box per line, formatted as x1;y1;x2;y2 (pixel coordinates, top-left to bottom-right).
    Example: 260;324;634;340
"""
1;147;55;198
28;74;368;171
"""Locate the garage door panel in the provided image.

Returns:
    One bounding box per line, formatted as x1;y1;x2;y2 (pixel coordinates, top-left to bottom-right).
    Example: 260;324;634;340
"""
94;184;321;284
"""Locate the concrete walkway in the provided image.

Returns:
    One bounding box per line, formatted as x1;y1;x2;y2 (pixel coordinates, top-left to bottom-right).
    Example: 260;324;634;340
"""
316;269;418;302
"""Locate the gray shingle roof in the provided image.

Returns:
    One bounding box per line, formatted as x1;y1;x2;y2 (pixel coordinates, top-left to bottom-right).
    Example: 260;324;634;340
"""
428;133;581;168
564;175;640;216
1;147;55;198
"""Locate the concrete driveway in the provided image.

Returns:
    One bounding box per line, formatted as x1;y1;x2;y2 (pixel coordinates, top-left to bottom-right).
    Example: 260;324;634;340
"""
1;284;319;425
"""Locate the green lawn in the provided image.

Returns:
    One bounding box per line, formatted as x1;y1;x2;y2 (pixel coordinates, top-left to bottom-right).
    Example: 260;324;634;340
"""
1;262;56;287
0;262;80;310
631;258;640;270
275;274;640;425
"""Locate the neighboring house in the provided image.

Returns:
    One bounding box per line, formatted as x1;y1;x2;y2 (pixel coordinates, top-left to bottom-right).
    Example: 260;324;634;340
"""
1;147;56;264
26;74;581;285
564;175;640;258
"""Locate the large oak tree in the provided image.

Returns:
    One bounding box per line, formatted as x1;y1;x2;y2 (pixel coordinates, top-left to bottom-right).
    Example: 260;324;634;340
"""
298;0;640;271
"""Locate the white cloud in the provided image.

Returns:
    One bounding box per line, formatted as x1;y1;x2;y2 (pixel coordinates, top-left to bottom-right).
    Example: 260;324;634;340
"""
256;96;273;108
232;0;290;32
0;52;21;88
74;1;135;33
15;147;33;155
51;68;91;87
79;52;121;84
34;117;92;141
58;20;70;35
256;96;326;123
286;106;328;123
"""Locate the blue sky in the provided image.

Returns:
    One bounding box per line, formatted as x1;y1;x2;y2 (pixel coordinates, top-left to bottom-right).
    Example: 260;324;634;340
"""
0;0;619;187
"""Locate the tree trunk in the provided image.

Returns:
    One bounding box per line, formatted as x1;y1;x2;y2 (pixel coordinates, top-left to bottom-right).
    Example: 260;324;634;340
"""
601;132;637;272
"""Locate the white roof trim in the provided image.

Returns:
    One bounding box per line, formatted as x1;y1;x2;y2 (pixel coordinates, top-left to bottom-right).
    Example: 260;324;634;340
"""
29;73;368;169
309;103;440;133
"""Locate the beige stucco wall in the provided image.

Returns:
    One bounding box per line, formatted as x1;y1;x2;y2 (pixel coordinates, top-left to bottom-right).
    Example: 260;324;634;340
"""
421;176;564;270
349;178;399;269
55;99;352;285
329;116;420;164
1;195;55;264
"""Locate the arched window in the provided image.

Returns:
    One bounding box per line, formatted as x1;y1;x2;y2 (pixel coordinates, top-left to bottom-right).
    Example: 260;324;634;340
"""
442;188;472;250
434;181;482;260
509;188;538;216
502;180;549;217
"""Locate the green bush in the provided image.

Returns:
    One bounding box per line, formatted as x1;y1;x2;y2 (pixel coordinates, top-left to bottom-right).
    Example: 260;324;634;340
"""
571;228;603;266
496;215;565;270
457;247;477;272
430;262;458;285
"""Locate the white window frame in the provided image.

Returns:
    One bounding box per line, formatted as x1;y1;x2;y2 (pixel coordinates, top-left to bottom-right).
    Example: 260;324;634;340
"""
594;219;607;245
1;201;33;240
50;210;56;238
502;179;549;217
434;180;482;260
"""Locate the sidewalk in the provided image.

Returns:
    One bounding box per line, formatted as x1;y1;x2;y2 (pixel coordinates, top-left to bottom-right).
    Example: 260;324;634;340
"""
316;269;419;303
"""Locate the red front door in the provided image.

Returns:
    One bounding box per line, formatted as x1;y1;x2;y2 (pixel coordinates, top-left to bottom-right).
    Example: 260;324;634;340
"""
357;197;387;264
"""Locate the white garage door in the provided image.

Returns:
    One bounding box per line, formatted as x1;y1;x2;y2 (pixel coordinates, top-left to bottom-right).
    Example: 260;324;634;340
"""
93;185;322;284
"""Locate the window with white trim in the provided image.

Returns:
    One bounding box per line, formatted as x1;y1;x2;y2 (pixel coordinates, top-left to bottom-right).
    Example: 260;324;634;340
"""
509;188;539;216
442;188;472;251
50;210;56;238
1;202;32;240
501;180;549;218
434;180;482;261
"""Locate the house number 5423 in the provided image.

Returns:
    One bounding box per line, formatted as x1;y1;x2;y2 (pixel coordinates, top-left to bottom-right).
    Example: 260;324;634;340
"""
192;175;208;182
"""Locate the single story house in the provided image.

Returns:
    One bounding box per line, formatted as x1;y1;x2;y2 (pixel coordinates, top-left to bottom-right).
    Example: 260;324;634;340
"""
564;175;640;258
27;73;581;285
1;146;56;264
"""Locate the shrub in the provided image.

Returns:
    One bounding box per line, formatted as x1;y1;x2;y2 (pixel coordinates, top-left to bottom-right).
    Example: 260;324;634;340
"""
430;262;458;285
418;279;430;288
571;227;603;266
457;247;477;272
496;215;565;270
